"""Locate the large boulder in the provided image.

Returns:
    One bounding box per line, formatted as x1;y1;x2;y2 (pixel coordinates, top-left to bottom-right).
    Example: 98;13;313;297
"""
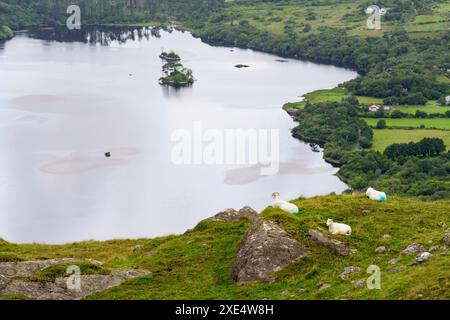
231;218;309;284
308;229;356;256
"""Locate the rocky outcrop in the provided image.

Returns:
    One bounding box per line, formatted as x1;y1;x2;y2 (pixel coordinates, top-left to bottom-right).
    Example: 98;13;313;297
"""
0;259;148;300
231;218;309;284
0;258;103;276
308;229;356;256
205;207;258;223
340;266;361;280
401;243;426;255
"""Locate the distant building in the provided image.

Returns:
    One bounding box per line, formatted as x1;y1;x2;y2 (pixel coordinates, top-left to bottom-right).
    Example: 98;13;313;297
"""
446;95;450;105
383;105;391;111
369;104;381;112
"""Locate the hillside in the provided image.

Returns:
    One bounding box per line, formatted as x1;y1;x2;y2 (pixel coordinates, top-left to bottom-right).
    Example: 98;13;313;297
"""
1;194;448;300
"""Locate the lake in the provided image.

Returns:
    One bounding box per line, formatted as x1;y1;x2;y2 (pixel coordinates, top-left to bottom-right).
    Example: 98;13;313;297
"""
0;27;357;244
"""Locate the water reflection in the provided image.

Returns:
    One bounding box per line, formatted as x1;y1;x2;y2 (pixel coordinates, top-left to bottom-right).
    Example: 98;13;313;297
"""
27;26;171;46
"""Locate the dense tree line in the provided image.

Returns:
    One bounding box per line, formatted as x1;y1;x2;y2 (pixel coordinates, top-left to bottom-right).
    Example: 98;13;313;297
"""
292;100;373;164
339;150;450;200
0;0;224;29
384;137;446;159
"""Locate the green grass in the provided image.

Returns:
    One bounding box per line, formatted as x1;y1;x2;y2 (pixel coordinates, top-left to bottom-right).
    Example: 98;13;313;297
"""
0;252;24;262
225;1;397;38
284;87;383;110
392;105;450;115
407;2;450;33
1;195;449;300
364;118;450;129
372;129;450;152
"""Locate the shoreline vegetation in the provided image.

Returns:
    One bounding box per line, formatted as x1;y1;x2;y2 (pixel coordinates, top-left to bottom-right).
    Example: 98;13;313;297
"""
0;25;13;41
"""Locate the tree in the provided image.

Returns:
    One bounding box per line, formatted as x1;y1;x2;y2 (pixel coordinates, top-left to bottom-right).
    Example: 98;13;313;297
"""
376;120;386;129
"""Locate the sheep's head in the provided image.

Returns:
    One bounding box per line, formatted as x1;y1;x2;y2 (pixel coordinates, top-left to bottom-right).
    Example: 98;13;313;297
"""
272;192;280;200
326;219;333;226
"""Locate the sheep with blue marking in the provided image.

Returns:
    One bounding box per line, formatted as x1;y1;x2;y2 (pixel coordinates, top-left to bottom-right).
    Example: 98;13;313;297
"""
366;187;387;202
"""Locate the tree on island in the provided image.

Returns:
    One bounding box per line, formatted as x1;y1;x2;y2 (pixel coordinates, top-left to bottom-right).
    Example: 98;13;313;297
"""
159;51;181;62
159;61;194;87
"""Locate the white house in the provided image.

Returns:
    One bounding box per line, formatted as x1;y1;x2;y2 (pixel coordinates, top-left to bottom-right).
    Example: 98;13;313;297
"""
368;104;381;112
445;95;450;105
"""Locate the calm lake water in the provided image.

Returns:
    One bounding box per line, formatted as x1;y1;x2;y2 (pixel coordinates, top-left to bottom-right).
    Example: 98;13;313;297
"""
0;27;357;244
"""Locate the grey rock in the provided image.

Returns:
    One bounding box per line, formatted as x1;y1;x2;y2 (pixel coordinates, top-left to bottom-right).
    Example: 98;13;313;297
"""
441;234;450;245
416;252;432;263
388;258;401;264
340;266;361;280
375;246;386;253
401;243;426;255
318;282;331;291
429;245;440;252
280;290;290;297
353;279;366;288
308;229;356;256
205;207;258;223
0;258;102;278
298;288;306;294
389;266;406;273
382;234;392;239
133;245;144;252
231;218;309;284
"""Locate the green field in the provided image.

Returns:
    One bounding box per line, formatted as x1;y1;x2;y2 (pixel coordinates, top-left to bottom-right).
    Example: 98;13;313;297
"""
364;118;450;129
372;129;450;152
224;1;398;39
284;87;383;110
392;105;450;115
407;2;450;33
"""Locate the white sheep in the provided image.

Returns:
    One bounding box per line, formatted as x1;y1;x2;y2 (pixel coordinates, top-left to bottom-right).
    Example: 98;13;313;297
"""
326;219;352;236
366;187;387;202
272;192;299;214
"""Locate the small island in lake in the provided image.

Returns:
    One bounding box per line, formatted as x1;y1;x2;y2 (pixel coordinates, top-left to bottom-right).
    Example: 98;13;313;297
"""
159;51;181;63
159;62;194;87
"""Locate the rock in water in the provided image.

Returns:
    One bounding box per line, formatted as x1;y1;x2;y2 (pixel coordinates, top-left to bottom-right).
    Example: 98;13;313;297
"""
231;218;309;284
105;152;111;158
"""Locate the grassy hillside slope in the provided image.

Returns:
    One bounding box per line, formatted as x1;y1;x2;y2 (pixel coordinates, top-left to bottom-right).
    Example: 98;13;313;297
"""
1;195;448;300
